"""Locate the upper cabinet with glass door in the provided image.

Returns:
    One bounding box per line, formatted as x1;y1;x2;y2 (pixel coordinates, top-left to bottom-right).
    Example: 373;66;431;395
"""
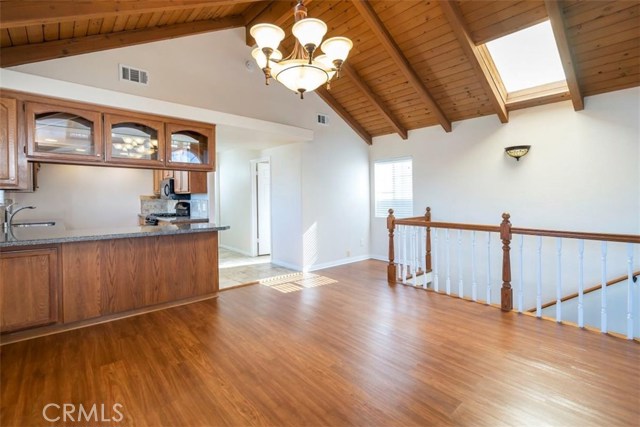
166;122;215;171
104;114;165;167
26;102;103;163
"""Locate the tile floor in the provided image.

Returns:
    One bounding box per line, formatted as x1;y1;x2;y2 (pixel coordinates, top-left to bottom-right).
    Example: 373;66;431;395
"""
218;247;297;290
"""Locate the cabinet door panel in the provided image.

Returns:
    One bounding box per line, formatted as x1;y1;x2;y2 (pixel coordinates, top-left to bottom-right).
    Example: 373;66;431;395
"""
26;102;103;162
166;122;215;171
0;97;19;188
1;248;59;333
104;114;165;167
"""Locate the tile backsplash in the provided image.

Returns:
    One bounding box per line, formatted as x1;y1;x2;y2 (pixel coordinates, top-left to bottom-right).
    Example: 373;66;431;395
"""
140;196;208;218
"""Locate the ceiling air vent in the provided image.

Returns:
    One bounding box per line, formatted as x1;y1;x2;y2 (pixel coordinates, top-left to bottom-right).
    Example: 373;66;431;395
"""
119;64;149;85
317;113;329;126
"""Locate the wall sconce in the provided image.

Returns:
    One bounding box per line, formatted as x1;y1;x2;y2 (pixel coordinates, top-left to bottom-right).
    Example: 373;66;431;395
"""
505;145;531;161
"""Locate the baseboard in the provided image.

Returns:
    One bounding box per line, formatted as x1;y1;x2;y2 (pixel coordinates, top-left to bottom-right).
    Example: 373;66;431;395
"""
272;255;386;272
219;244;253;257
305;254;373;272
270;259;303;271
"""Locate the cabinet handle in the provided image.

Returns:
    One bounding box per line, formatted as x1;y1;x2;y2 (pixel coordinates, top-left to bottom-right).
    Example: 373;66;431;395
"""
96;153;101;157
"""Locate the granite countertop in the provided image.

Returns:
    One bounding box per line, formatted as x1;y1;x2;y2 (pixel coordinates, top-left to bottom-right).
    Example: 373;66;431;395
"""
137;214;209;224
0;223;230;248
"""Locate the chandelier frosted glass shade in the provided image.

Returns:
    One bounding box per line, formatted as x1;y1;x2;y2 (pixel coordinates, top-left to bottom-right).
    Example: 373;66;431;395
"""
314;55;337;80
292;18;327;50
250;23;285;51
251;48;283;69
321;37;353;63
274;59;329;94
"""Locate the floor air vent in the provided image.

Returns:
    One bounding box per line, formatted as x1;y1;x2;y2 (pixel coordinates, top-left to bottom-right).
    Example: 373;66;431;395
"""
119;64;149;85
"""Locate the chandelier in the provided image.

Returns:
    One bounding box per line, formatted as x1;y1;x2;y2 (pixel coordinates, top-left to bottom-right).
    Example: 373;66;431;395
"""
250;0;353;99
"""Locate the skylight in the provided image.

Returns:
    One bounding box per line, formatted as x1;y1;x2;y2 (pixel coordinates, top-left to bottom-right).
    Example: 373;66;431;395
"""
485;21;566;93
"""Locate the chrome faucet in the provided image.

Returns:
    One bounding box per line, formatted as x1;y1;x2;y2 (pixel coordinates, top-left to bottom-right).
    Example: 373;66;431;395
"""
4;204;36;233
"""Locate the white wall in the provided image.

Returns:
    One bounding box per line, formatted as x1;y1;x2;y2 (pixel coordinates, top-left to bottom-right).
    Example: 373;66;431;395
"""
261;143;303;269
371;88;640;257
9;28;323;131
218;149;259;254
7;164;152;229
300;98;371;270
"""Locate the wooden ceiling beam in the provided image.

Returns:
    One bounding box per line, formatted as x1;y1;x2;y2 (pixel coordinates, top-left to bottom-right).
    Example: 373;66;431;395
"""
439;0;508;124
351;0;451;133
0;16;244;67
242;1;272;25
316;88;372;145
544;0;584;111
341;63;408;140
0;0;256;29
245;0;312;47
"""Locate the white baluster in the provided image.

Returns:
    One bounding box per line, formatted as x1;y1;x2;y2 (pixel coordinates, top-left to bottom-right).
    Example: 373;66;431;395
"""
518;234;524;313
457;230;463;298
486;232;492;305
433;228;439;292
471;231;477;302
626;243;634;339
536;236;542;318
421;228;428;287
577;239;585;328
445;229;451;295
556;238;562;323
601;242;608;333
412;227;418;287
401;226;407;284
409;227;412;279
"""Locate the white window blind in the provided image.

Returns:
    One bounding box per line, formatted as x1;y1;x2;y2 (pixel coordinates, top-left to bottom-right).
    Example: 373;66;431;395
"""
374;158;413;218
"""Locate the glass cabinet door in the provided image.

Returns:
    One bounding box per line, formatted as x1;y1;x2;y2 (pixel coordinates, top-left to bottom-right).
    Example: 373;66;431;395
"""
104;114;165;166
166;122;215;171
26;102;103;162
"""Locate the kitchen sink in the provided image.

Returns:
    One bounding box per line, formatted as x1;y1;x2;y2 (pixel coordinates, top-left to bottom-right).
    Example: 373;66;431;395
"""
12;221;56;228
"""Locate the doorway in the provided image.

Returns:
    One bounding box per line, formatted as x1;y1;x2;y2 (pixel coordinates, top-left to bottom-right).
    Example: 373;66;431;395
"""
251;158;271;256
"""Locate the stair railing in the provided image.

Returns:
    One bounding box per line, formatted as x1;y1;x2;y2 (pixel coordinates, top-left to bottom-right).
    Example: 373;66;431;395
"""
387;207;640;339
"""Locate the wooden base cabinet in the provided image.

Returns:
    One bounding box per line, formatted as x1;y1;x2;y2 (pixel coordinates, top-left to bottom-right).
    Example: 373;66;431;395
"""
62;233;218;323
0;248;59;333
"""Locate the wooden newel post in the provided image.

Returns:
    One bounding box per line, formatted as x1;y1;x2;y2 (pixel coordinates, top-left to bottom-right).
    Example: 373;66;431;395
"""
425;207;432;272
500;212;513;311
387;209;397;284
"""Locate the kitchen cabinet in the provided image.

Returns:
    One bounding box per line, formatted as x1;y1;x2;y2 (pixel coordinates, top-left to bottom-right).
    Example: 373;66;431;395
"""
0;247;59;333
11;90;215;172
104;113;165;167
0;97;27;189
166;122;215;171
25;101;103;163
153;169;207;195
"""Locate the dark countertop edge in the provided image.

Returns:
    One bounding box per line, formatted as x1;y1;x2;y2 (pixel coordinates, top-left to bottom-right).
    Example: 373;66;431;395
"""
0;225;230;249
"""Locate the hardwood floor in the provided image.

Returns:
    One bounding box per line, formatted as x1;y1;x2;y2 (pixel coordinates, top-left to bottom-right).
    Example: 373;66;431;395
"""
1;260;638;426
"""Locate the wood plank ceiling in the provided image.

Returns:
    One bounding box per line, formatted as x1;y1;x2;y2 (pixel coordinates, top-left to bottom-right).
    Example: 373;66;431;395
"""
1;0;638;144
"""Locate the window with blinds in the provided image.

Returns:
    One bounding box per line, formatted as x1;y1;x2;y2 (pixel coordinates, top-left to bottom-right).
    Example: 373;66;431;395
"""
374;158;413;218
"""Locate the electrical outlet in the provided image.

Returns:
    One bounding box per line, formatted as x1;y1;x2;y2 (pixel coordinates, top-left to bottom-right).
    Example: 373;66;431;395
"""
346;250;351;257
360;238;364;247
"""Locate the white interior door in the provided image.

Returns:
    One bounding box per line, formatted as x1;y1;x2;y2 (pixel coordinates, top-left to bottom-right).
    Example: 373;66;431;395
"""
256;161;271;256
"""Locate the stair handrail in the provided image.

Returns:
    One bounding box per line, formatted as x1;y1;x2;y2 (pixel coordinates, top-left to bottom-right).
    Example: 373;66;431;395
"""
530;270;640;312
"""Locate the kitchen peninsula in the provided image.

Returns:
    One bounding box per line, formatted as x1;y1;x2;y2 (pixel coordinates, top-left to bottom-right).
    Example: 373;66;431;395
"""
0;223;228;343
